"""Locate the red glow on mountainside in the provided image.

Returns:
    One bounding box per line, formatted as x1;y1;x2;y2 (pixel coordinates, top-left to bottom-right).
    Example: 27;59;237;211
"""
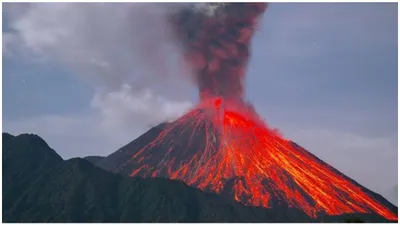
125;98;397;220
118;3;397;221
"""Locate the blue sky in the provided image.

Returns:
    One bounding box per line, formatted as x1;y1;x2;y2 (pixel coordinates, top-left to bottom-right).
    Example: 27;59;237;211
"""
2;3;398;204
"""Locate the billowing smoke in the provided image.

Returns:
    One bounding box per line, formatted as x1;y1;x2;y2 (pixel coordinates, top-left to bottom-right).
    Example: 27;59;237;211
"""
3;3;197;128
169;3;267;101
4;3;266;115
3;3;268;148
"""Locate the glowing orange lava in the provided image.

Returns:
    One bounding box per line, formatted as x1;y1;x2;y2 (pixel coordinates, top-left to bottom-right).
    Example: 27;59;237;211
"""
123;97;397;221
115;3;396;220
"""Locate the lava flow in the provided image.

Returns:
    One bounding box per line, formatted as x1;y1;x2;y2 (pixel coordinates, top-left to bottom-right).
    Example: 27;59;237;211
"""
115;3;397;221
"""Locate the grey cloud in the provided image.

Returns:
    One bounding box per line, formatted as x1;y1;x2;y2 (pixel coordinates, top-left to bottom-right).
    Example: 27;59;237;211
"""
91;84;193;129
3;3;184;85
3;3;195;132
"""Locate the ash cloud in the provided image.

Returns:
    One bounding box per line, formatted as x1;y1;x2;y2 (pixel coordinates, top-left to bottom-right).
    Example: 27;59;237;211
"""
3;3;195;126
170;3;267;100
3;3;187;87
3;3;268;115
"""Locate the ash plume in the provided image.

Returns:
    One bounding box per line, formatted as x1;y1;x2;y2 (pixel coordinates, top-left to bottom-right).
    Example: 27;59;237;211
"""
3;3;198;130
97;3;397;221
169;3;267;101
3;3;199;94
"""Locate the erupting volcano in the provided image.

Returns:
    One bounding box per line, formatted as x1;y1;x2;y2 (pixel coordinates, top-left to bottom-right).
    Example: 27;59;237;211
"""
98;3;397;221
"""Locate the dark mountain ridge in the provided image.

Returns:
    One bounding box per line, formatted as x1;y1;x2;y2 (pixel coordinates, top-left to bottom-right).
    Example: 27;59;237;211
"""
2;132;396;222
2;132;313;222
3;133;63;211
84;156;105;165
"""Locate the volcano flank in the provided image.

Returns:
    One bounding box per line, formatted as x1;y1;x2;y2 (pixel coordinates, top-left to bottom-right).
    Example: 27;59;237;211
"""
97;98;397;221
95;2;398;222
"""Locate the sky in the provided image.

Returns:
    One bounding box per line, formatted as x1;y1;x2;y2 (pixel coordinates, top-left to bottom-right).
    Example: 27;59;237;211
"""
2;3;398;205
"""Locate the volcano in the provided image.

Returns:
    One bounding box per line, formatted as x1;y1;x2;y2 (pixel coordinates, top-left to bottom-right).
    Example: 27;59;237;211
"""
97;98;397;221
96;3;397;221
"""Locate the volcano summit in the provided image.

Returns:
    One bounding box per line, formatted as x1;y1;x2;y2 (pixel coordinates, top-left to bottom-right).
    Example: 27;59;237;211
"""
97;3;397;221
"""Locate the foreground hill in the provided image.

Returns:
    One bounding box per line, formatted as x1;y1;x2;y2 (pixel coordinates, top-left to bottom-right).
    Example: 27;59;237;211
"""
83;155;105;165
3;133;312;222
3;133;63;211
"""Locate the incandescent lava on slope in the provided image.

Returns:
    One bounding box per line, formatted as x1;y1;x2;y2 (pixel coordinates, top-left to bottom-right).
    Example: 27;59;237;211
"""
112;3;397;221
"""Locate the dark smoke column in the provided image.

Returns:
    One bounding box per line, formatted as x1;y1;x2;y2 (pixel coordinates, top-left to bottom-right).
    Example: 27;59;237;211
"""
170;3;267;101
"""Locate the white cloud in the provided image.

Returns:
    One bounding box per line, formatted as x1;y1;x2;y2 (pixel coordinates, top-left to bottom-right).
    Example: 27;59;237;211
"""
3;3;195;146
3;3;196;161
91;84;193;130
3;3;189;85
3;84;193;159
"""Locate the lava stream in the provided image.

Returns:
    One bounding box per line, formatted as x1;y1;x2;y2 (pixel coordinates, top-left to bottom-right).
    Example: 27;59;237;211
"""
117;3;397;221
123;98;397;220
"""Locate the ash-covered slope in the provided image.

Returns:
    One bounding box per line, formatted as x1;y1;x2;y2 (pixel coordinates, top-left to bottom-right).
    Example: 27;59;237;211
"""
96;116;398;222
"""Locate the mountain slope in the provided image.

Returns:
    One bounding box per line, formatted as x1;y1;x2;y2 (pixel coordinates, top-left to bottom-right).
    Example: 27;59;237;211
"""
289;141;398;215
96;120;398;221
2;133;63;210
5;158;313;222
2;132;313;222
83;156;105;165
97;122;168;171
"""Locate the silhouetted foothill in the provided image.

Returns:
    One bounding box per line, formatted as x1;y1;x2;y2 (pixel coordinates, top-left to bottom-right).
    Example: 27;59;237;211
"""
3;133;313;222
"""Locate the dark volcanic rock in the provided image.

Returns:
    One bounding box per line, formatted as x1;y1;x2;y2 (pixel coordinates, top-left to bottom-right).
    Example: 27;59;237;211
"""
96;122;168;173
3;132;313;222
2;133;63;210
83;156;105;165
